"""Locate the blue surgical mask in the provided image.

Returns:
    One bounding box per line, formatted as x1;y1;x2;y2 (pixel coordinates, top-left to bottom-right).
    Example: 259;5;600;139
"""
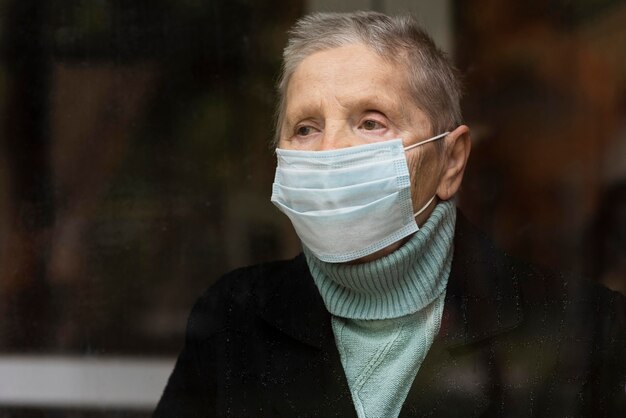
271;132;449;263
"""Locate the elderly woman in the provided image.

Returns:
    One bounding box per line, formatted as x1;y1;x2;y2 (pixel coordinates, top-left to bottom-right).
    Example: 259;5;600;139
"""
154;11;625;418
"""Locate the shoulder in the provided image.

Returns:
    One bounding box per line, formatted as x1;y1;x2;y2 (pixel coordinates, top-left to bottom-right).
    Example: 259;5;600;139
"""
452;209;625;341
455;208;624;307
500;239;625;331
184;254;309;341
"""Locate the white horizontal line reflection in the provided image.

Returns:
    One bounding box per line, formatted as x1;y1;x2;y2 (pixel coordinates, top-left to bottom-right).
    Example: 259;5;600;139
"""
0;356;175;410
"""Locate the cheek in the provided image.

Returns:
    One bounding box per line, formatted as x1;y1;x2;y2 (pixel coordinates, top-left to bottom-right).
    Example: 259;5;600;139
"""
407;150;440;196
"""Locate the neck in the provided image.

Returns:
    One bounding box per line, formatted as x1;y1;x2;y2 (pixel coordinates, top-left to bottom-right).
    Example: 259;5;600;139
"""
304;200;456;320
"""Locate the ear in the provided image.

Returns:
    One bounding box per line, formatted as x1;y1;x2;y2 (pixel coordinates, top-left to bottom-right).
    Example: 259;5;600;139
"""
436;125;471;200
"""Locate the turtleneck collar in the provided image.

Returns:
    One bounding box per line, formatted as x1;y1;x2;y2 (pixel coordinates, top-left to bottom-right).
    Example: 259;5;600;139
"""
304;200;456;320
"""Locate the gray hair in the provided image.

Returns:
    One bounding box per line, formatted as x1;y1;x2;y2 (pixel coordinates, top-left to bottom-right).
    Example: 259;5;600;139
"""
274;11;462;145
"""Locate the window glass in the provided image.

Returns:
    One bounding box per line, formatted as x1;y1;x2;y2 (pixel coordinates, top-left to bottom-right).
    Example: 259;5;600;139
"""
0;0;623;416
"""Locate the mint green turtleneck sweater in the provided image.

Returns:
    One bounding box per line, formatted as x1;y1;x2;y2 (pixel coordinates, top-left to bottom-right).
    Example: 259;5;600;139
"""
304;201;456;418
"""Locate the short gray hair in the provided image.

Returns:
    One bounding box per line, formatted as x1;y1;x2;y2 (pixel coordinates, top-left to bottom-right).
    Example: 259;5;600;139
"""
274;11;462;145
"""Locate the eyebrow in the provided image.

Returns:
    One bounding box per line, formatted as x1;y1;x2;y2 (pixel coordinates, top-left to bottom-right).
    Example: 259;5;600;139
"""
284;103;323;128
284;95;404;127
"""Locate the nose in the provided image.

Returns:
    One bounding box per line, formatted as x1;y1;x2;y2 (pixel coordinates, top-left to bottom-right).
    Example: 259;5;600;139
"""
318;120;358;151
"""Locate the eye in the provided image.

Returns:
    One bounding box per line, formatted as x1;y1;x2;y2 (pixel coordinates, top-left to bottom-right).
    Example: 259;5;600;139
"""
295;125;316;136
360;119;385;131
361;119;383;131
289;120;321;143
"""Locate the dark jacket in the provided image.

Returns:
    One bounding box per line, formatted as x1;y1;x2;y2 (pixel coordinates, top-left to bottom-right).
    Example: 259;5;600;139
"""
154;213;626;417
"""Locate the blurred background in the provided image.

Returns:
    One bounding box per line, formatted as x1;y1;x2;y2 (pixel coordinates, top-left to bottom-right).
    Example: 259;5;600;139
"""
0;0;624;416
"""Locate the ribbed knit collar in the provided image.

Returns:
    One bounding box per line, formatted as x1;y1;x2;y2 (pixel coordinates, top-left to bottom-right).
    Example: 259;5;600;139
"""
304;201;456;320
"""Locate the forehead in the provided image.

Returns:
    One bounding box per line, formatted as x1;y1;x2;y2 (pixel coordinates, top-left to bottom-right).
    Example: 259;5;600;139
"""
284;43;411;118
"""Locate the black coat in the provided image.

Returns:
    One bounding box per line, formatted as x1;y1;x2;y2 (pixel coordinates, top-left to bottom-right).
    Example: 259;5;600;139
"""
154;213;626;417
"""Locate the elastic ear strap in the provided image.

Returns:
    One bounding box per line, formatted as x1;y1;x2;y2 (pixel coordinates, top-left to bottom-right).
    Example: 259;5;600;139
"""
404;131;450;151
413;195;436;218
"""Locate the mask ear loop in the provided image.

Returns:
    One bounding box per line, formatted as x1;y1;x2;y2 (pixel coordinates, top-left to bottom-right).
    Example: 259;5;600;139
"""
404;131;448;218
404;131;450;151
413;195;436;218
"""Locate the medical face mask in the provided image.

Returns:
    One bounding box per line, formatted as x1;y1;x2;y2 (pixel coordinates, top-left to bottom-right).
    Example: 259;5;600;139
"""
270;132;449;263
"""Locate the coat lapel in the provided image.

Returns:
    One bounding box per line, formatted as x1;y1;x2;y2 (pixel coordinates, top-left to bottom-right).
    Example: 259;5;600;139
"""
256;254;357;417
